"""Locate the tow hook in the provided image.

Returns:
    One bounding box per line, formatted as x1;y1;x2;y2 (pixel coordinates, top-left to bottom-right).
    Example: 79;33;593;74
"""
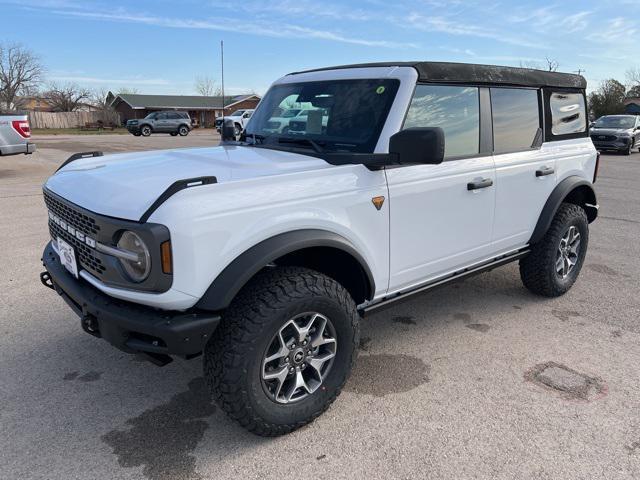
40;271;54;290
81;314;101;337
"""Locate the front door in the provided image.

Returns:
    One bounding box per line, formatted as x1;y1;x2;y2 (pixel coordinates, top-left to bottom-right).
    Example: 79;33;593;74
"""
386;84;496;293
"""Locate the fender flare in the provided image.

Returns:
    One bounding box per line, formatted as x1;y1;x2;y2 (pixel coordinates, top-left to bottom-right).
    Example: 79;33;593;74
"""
529;176;598;244
195;229;376;311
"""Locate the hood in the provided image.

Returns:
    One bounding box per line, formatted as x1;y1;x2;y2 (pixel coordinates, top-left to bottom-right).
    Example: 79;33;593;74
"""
45;145;330;221
590;127;632;136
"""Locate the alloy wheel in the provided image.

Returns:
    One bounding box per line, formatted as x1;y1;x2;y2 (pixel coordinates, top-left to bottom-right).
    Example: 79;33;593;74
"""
261;312;337;404
556;225;581;279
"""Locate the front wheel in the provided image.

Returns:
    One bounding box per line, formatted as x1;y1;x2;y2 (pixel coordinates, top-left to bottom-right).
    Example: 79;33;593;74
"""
520;203;589;297
233;123;242;137
204;267;359;436
140;125;152;137
624;141;633;155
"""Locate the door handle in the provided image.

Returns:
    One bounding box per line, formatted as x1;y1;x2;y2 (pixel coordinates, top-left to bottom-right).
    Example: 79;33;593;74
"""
536;166;555;177
467;178;493;190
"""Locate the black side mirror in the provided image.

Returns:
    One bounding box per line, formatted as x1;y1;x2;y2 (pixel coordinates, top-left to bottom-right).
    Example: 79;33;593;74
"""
389;127;445;165
221;118;235;141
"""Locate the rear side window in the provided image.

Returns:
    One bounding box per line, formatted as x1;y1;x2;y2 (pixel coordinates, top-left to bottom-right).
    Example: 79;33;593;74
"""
491;88;540;154
404;85;479;159
549;92;586;135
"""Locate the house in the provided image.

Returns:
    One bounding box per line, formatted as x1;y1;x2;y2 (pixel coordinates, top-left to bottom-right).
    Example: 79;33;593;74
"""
106;92;261;127
624;97;640;115
14;95;56;112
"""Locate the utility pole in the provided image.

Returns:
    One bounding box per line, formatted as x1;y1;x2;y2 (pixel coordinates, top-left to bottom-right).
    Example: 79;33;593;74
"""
574;68;585;76
220;40;225;118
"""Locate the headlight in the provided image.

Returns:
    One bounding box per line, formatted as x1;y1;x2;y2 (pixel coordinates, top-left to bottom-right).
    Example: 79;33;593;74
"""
117;231;150;282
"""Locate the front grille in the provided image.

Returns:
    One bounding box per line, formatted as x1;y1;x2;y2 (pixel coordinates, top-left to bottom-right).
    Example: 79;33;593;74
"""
49;221;106;276
44;190;106;278
591;134;616;142
44;190;100;235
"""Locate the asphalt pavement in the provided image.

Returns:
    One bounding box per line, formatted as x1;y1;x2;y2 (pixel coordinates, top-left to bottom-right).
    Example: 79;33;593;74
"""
1;133;639;480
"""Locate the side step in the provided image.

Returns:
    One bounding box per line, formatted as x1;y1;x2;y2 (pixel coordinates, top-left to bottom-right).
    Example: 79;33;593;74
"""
361;249;530;315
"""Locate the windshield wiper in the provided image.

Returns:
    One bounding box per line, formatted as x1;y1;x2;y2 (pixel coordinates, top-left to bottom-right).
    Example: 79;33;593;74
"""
245;133;268;145
277;137;325;153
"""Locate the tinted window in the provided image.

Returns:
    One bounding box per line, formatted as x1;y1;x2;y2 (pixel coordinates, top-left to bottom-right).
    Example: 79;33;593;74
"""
167;112;180;119
404;85;479;159
491;88;540;153
550;92;586;135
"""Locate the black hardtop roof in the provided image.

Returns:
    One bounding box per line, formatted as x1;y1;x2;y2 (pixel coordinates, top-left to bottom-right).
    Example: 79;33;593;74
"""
288;61;586;89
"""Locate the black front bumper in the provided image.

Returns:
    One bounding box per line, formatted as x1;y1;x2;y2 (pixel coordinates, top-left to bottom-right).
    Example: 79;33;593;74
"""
41;242;221;358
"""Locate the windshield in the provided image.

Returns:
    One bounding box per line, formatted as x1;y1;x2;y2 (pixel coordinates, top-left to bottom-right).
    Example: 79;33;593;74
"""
246;78;400;153
230;110;245;117
145;112;157;119
594;116;635;129
281;109;301;118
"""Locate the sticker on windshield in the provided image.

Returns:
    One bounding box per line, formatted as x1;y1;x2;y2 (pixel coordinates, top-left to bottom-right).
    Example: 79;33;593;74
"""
376;86;386;94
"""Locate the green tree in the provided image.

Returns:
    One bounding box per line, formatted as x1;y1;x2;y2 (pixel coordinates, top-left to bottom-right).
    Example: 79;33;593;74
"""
588;79;626;119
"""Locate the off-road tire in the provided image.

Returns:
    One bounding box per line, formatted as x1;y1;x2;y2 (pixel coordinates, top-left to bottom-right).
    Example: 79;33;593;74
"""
140;125;152;137
204;266;359;436
178;125;189;136
520;203;589;297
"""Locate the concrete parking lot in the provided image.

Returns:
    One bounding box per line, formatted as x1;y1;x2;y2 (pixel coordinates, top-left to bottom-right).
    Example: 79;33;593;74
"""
1;133;639;480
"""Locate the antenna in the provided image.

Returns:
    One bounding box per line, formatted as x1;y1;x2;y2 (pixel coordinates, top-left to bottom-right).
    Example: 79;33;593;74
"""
574;68;585;76
220;40;225;118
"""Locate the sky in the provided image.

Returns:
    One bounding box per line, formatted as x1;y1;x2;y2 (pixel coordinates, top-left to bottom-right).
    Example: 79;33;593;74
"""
1;0;637;96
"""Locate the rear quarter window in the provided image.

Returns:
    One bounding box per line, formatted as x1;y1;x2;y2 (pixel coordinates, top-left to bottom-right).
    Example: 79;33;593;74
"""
549;92;586;135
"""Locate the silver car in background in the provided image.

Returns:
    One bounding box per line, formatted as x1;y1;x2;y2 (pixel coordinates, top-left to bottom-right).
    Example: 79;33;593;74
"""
0;113;36;156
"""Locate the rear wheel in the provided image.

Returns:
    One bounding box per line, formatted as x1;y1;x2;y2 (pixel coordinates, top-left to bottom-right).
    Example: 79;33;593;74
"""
140;125;152;137
178;125;189;136
520;203;589;297
204;266;359;436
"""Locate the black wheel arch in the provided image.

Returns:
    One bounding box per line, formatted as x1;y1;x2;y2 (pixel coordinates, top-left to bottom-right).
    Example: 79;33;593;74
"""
529;176;597;245
195;229;375;311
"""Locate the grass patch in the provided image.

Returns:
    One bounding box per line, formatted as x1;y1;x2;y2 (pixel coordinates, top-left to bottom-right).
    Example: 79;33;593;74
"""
32;128;129;136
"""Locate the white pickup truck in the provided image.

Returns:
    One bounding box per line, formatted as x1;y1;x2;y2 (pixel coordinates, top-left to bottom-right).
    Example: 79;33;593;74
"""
0;113;36;156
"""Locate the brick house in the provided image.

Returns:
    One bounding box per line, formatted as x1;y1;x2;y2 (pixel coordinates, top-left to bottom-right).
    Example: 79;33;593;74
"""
106;92;261;127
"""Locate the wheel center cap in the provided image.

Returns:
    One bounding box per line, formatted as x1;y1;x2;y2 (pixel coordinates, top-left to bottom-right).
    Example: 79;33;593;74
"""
292;349;305;365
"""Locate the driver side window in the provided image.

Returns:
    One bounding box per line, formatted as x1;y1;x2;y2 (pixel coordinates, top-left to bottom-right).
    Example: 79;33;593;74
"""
404;85;480;159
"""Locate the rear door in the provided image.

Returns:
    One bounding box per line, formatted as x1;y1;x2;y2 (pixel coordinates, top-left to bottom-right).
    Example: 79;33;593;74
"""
385;85;496;293
490;87;556;251
154;112;171;132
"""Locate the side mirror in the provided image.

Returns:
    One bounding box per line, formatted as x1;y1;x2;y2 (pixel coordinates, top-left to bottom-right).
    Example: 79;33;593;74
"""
221;118;236;141
389;127;445;165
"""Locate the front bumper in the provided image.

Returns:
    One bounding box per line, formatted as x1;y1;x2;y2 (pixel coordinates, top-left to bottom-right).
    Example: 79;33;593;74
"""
41;242;220;358
591;137;631;151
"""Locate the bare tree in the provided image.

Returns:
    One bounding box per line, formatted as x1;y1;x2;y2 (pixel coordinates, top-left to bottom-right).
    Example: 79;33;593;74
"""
116;87;139;95
45;83;90;112
519;57;559;72
626;68;640;97
0;42;44;110
545;56;559;72
195;76;221;96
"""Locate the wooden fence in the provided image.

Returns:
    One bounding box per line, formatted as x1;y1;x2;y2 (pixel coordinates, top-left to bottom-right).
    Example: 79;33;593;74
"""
28;110;121;129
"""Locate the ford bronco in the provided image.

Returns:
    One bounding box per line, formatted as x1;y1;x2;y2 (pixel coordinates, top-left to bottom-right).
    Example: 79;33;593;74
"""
40;62;598;436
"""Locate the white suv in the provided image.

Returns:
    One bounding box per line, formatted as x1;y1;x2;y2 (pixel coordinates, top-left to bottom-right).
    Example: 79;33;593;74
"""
40;62;598;436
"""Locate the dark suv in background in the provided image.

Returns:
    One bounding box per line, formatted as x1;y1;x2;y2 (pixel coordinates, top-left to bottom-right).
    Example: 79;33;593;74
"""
127;111;191;137
590;115;640;155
